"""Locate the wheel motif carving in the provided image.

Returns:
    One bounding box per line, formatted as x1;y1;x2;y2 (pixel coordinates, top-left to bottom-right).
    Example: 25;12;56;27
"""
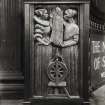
47;57;68;82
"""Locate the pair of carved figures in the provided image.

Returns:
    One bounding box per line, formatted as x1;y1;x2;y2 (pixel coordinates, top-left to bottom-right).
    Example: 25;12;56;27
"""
33;7;79;47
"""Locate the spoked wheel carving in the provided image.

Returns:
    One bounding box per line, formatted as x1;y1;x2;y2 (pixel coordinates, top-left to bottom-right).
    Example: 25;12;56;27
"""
47;57;68;82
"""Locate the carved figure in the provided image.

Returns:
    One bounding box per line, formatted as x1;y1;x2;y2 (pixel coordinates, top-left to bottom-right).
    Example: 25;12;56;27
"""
33;7;79;47
62;9;79;47
50;7;63;47
33;8;51;45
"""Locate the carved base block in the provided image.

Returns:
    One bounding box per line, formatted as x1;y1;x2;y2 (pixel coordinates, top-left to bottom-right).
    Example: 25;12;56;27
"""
30;98;88;105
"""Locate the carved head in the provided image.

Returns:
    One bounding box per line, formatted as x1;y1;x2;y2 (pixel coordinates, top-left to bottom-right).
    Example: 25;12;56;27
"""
35;8;49;20
64;9;77;22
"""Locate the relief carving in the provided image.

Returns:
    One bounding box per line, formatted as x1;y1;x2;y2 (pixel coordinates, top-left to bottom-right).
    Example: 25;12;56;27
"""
33;6;79;97
33;7;79;47
50;7;63;47
63;9;79;47
33;8;51;45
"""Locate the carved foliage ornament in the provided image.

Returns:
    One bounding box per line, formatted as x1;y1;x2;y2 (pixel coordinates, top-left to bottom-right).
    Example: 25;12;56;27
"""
33;7;79;47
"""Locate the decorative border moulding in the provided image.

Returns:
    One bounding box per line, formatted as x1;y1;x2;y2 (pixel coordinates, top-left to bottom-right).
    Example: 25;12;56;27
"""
24;1;90;4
